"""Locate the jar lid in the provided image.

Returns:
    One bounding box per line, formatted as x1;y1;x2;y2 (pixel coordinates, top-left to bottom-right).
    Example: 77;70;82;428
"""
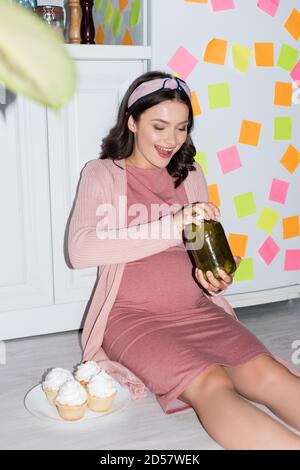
36;0;64;6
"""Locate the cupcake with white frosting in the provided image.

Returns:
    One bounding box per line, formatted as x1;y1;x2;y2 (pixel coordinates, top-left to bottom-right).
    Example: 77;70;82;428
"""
55;379;88;421
87;370;117;412
42;368;73;406
74;361;101;387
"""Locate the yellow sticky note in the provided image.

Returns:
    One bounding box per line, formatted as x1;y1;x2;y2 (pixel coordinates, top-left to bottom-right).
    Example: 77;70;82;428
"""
191;90;202;116
256;207;280;234
234;258;254;281
284;8;300;41
280;145;300;174
254;42;274;66
239;120;262;146
274;82;292;106
194;152;208;175
204;38;228;65
208;184;220;208
232;43;252;73
234;192;257;218
228;233;248;257
282;216;300;239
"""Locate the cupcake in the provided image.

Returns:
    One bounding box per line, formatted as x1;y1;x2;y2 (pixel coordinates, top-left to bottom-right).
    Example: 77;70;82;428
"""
74;361;101;387
42;368;73;406
55;379;88;421
87;370;117;412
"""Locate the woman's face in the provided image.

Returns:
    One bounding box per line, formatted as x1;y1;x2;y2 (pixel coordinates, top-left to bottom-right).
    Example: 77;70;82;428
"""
127;100;189;169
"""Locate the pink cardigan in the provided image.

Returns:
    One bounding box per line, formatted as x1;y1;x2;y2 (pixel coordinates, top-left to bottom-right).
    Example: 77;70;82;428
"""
67;158;237;411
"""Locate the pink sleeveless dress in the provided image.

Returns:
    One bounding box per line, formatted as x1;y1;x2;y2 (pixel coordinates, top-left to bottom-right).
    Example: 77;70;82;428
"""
102;162;271;413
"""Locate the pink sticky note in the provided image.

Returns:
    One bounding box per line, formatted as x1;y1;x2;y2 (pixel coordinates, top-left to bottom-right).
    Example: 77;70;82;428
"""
217;145;242;174
284;249;300;270
167;46;198;80
258;236;280;265
257;0;280;17
211;0;235;11
290;60;300;87
268;178;289;204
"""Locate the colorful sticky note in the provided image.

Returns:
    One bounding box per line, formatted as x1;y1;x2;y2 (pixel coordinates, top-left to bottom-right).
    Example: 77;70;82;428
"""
130;0;141;28
254;42;274;66
277;44;299;72
232;43;252;73
194;152;208;175
211;0;235;12
256;207;280;234
284;8;300;41
284;250;300;271
290;60;300;84
274;82;292;106
208;83;231;109
239;120;262;146
228;233;248;257
280;145;300;173
167;46;198;80
191;91;202;116
268;178;289;204
208;184;221;207
204;38;228;65
258;236;280;265
234;258;255;281
282;216;300;239
217;145;242;174
234;192;257;218
257;0;280;17
274;117;292;140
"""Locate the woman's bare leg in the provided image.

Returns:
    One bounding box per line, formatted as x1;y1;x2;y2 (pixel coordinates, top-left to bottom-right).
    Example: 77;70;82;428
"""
178;364;300;450
223;354;300;433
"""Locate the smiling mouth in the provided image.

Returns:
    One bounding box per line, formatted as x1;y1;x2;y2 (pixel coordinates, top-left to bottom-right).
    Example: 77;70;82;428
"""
155;145;175;158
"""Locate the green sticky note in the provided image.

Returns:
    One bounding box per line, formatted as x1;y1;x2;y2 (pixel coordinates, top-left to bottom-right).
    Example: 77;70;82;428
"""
95;0;104;14
234;258;254;281
194;152;208;175
256;207;280;233
232;43;252;73
274;117;292;140
130;0;141;28
112;9;123;37
277;44;299;72
234;192;257;218
208;83;231;109
104;0;114;28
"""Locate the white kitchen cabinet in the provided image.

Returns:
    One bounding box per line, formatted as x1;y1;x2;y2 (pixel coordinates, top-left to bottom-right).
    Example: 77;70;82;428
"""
0;46;150;342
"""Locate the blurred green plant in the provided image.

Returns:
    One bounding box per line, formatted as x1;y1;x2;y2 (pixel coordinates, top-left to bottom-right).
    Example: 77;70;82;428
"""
0;0;76;111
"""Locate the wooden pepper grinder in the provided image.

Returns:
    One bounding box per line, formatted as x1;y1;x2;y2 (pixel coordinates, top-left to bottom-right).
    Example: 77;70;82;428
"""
80;0;95;44
68;0;81;44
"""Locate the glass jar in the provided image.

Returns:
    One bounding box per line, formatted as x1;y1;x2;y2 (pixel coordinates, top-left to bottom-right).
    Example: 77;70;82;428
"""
34;0;65;39
184;217;236;282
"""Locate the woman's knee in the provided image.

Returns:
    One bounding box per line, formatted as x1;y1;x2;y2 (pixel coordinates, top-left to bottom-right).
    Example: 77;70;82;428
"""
178;364;235;407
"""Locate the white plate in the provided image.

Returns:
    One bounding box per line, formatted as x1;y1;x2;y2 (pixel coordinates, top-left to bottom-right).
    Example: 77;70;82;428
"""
24;383;131;423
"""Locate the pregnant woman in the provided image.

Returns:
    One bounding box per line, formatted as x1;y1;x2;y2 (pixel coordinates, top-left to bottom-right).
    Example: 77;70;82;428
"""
67;71;300;450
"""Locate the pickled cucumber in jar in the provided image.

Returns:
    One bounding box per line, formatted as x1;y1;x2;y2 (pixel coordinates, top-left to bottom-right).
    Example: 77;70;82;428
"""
183;218;236;282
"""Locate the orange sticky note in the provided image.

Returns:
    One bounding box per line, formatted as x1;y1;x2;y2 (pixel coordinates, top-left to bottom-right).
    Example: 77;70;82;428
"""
254;42;274;66
208;184;221;208
228;234;248;257
284;8;300;41
96;21;105;44
283;216;300;239
203;38;228;65
280;145;300;174
239;120;262;146
191;90;201;116
274;82;292;106
122;28;133;45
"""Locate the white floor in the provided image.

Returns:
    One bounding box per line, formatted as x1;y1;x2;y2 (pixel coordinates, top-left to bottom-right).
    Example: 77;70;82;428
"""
1;298;300;450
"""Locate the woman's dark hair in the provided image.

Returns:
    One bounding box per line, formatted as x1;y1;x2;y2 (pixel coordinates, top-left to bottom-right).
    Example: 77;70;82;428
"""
100;70;197;188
